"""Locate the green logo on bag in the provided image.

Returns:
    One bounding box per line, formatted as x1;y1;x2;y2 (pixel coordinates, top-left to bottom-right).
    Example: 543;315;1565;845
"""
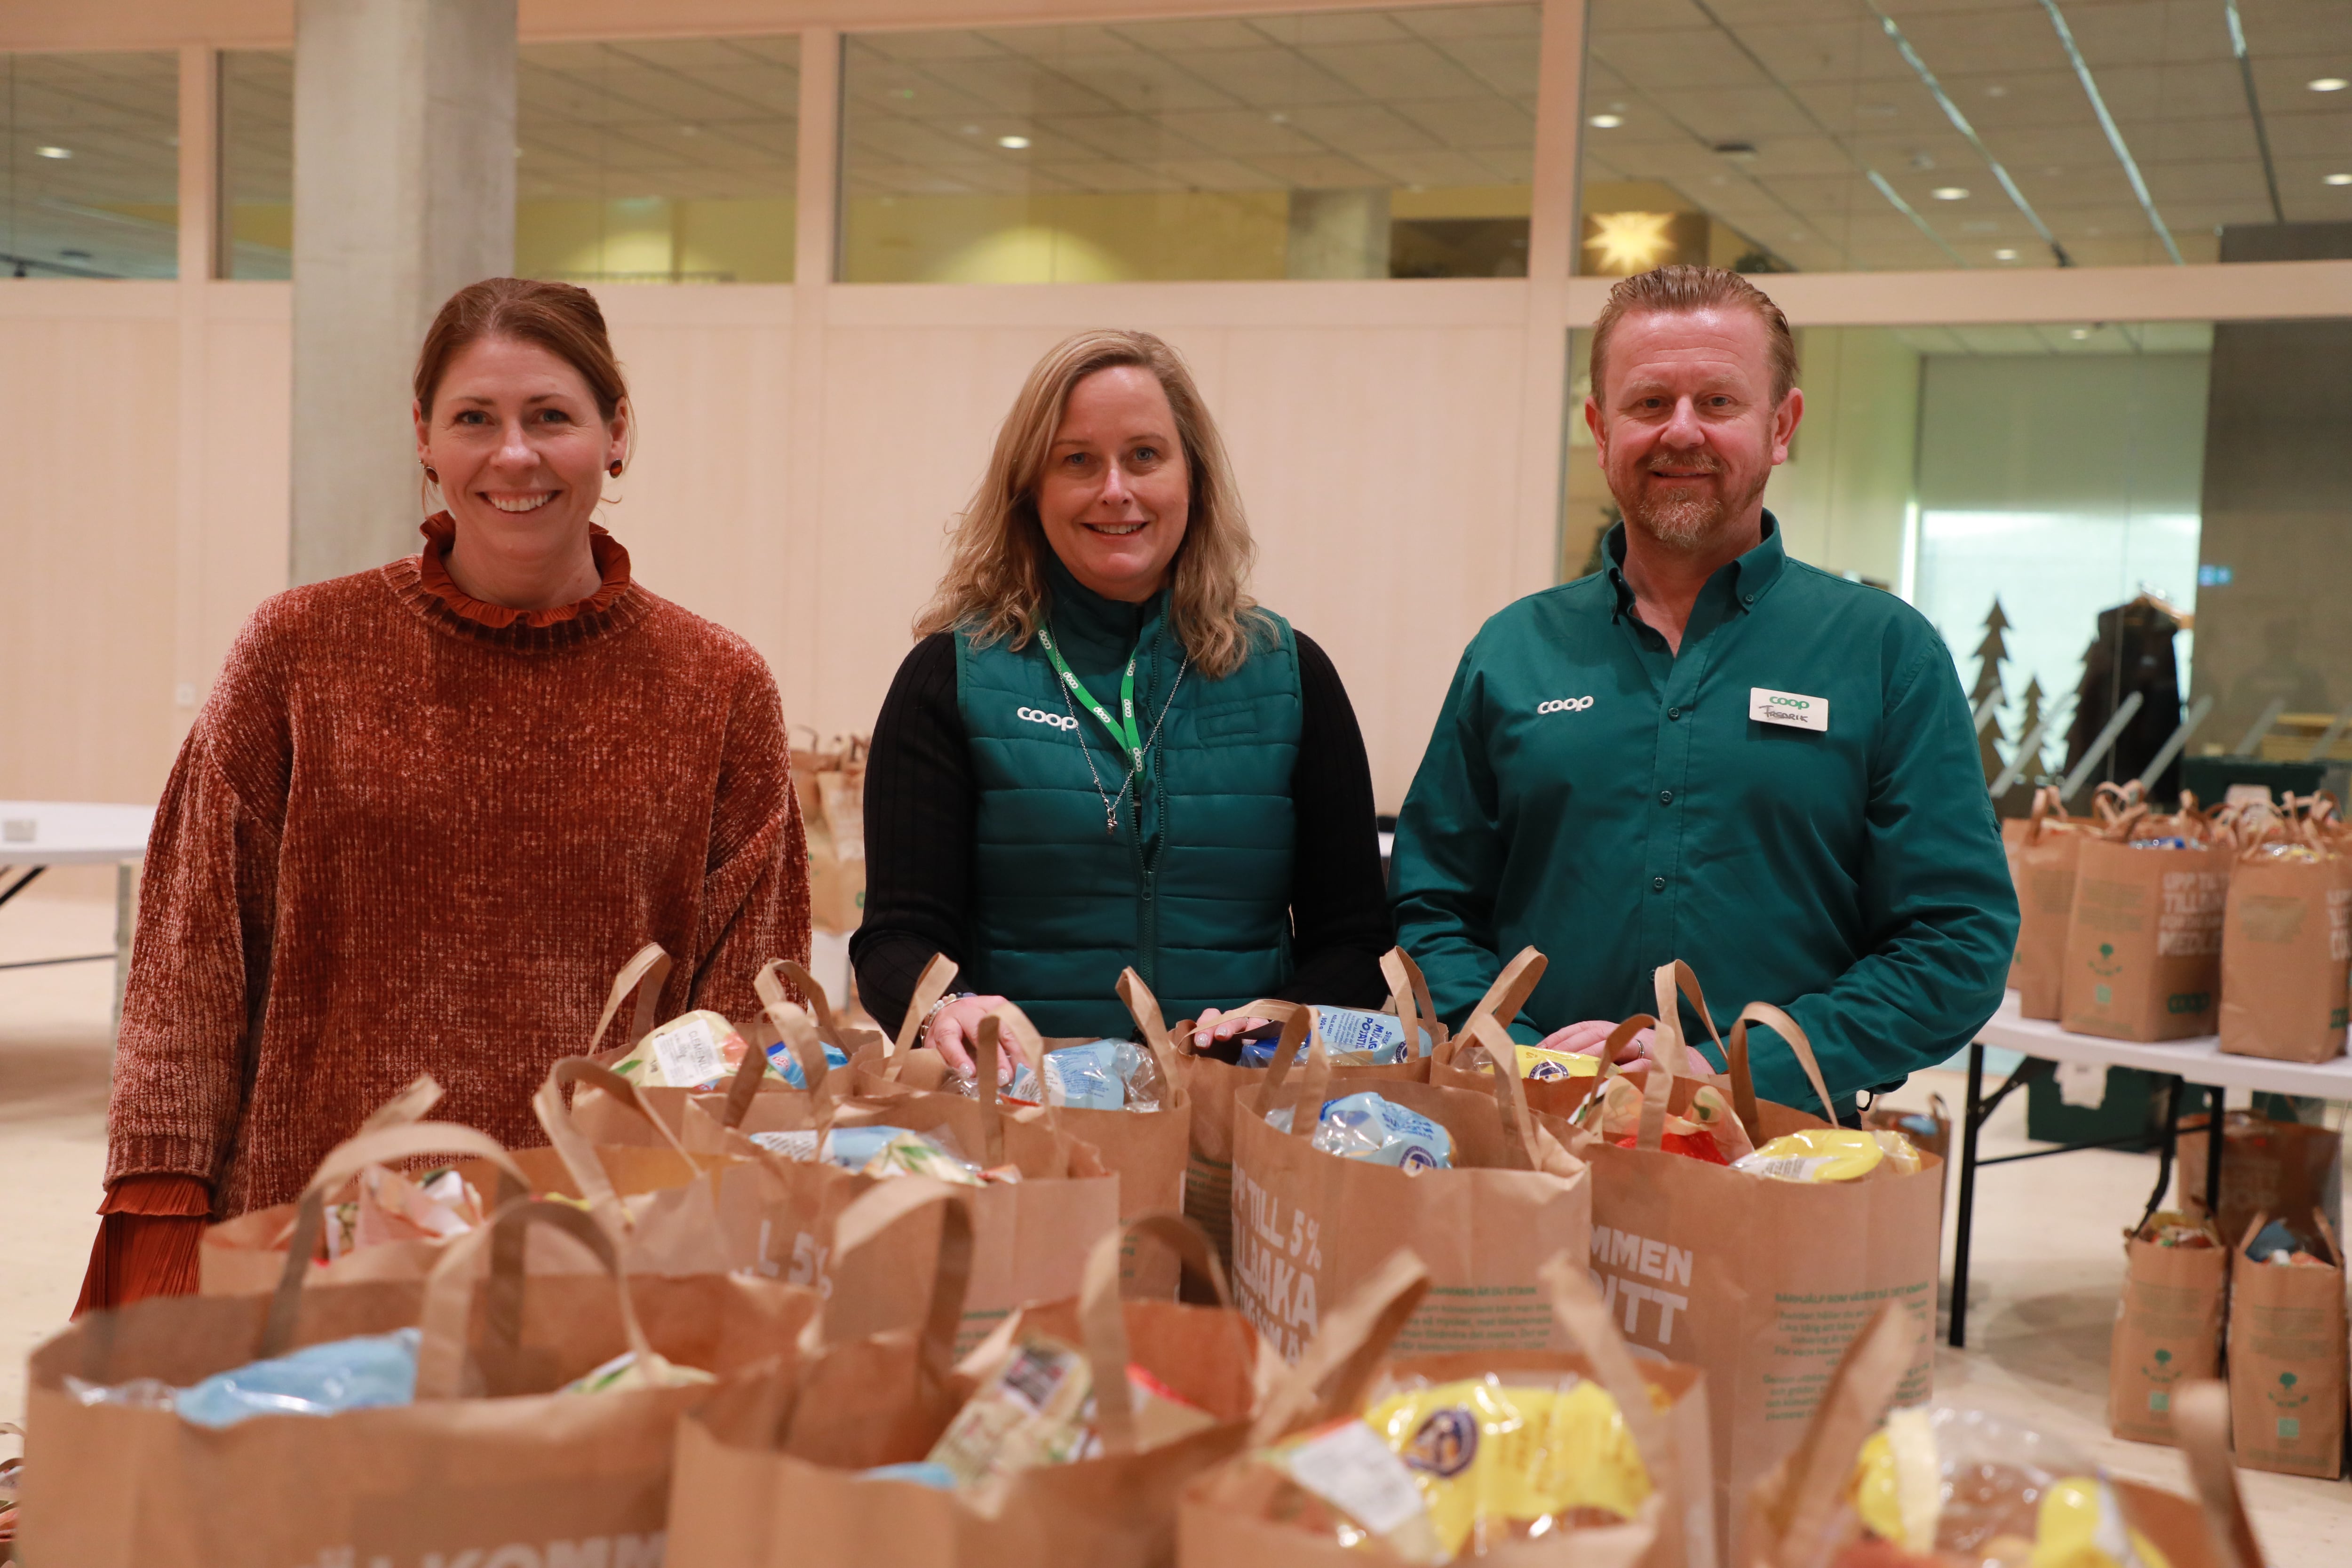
2089;942;2122;979
2167;993;2211;1014
2095;983;2113;1006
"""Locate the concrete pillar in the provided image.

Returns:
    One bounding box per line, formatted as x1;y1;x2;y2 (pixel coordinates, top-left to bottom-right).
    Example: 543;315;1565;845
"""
1285;189;1390;279
289;0;516;586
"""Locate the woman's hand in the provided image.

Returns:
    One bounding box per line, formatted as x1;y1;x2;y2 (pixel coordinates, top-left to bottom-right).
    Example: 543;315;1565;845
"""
1537;1019;1655;1068
1191;1006;1274;1055
925;993;1016;1083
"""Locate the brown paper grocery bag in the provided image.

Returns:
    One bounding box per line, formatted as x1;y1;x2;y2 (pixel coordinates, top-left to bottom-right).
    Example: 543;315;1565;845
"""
797;732;869;935
2009;785;2092;1019
1195;949;1524;1269
22;1196;816;1568
1424;947;1612;1121
664;1190;1263;1568
200;1104;535;1295
2227;1209;2348;1478
2180;1108;2344;1258
2108;1211;2227;1446
1748;1307;2252;1568
2218;827;2352;1063
1569;1000;1941;1565
2061;797;2233;1041
735;1007;1120;1354
1182;1249;1717;1568
1229;1003;1590;1362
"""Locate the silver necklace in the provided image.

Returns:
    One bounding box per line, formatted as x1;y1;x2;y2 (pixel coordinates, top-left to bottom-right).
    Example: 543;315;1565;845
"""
1057;650;1190;837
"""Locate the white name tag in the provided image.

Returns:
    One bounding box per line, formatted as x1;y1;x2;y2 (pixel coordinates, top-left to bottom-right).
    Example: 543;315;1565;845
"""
1750;686;1828;732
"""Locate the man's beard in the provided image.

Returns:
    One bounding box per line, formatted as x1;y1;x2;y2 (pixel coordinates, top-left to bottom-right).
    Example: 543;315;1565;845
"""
1619;455;1767;553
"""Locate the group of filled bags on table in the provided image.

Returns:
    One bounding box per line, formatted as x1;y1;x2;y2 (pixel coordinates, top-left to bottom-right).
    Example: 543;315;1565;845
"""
12;943;2267;1568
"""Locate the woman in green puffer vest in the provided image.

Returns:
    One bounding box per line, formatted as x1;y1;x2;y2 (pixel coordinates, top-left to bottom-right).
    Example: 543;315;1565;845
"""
850;328;1392;1076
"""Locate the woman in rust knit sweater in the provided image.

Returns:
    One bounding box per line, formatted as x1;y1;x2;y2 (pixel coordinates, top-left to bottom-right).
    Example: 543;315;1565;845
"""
77;278;810;1312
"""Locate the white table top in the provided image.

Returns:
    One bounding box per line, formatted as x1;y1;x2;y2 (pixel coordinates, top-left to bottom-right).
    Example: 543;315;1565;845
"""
1978;990;2352;1099
0;801;155;865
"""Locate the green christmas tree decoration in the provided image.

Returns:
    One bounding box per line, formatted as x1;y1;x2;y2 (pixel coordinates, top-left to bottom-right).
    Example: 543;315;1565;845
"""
1970;598;2011;785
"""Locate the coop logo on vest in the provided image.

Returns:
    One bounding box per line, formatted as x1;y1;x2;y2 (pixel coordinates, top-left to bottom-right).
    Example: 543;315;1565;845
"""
1016;707;1080;731
1537;696;1595;716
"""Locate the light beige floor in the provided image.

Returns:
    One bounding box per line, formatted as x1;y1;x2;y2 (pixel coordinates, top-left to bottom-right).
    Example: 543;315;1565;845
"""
3;876;2348;1558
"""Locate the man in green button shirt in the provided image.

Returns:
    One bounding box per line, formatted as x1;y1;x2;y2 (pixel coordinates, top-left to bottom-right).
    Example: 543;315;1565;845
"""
1393;265;2017;1113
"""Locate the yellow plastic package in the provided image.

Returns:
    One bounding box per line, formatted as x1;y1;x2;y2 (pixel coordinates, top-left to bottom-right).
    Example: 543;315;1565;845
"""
1733;1127;1921;1184
1843;1404;2170;1568
1247;1371;1662;1561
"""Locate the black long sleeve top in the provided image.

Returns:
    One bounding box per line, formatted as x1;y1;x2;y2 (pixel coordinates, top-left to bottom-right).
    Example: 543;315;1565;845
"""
850;627;1393;1037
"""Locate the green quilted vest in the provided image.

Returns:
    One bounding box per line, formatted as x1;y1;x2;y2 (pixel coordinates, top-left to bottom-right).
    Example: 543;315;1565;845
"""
955;562;1302;1037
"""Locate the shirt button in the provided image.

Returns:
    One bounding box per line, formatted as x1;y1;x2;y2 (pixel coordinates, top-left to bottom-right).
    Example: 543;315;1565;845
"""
1667;707;1681;720
1743;591;1756;605
1659;790;1673;805
1652;876;1667;891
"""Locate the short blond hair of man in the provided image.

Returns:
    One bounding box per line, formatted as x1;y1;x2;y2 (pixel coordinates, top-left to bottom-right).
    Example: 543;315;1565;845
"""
914;327;1269;680
1588;264;1798;408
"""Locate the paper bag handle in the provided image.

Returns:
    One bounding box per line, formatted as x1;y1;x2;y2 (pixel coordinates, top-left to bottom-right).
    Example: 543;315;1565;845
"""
533;1056;701;1218
763;957;855;1058
413;1197;652;1401
1651;960;1727;1076
1728;1001;1840;1130
2171;1381;2265;1568
588;942;671;1056
974;1006;1056;1164
262;1120;530;1359
1249;1247;1431;1446
1116;969;1191;1109
1465;1013;1540;1171
891;952;961;1062
1380;947;1445;1061
724;1002;833;1132
1749;1300;1915;1568
357;1074;444;1133
1538;1257;1676;1504
1248;1007;1329;1133
819;1178;976;1392
1458;946;1547;1053
1080;1212;1241;1457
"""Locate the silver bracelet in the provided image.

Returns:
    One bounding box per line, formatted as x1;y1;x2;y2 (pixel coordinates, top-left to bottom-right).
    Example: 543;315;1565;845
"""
920;990;975;1044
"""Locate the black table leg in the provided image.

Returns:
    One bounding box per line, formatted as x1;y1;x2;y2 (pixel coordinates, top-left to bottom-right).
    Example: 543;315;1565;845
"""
2137;1074;2185;1231
1949;1043;1986;1349
2204;1083;2227;1240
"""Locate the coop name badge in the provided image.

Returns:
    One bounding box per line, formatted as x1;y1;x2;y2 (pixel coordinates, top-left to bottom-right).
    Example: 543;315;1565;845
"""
1749;687;1828;732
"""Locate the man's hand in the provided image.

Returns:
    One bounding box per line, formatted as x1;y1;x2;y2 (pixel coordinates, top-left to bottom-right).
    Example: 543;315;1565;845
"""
1191;1006;1275;1055
1538;1019;1654;1066
925;993;1016;1083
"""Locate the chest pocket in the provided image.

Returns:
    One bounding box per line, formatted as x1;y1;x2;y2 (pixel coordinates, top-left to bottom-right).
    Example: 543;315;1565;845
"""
1195;701;1263;741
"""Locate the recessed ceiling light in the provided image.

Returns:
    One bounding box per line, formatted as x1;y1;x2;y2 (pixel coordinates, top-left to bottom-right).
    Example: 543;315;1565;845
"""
35;145;70;159
2327;173;2352;186
2069;327;2092;340
1994;247;2019;261
2309;77;2349;92
1588;113;1624;129
1931;186;1969;200
997;135;1030;150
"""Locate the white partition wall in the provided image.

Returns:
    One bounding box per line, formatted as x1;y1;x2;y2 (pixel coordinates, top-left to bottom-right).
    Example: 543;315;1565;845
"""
4;0;2351;811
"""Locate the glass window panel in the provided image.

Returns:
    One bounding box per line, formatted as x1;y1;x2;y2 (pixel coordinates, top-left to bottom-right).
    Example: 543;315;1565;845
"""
222;50;292;280
1;51;179;279
517;36;800;285
839;5;1538;283
1577;0;2352;275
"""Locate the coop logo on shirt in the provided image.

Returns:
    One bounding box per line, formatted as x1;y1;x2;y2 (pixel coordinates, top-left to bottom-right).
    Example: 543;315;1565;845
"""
1016;706;1080;730
1537;696;1595;715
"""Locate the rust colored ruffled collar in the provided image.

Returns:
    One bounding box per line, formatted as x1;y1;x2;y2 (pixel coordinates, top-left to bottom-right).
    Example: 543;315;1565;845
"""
415;511;634;629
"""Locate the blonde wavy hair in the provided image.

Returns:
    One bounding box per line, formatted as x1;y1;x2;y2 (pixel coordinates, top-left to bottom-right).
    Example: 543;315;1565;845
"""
914;328;1267;680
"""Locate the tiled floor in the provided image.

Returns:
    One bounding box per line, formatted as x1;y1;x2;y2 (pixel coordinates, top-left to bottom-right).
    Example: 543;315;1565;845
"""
2;873;2346;1559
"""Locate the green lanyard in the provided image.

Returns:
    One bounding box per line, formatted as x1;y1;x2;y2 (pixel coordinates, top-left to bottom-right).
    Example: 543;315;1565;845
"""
1036;626;1145;775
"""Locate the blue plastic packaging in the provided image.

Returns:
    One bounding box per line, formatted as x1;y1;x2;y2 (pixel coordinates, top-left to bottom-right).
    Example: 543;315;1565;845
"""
1266;1092;1453;1174
175;1327;422;1428
765;1037;852;1090
1041;1042;1128;1110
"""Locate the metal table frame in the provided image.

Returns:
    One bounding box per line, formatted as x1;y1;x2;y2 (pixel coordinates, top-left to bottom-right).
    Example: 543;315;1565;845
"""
1946;995;2352;1348
0;801;156;1032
